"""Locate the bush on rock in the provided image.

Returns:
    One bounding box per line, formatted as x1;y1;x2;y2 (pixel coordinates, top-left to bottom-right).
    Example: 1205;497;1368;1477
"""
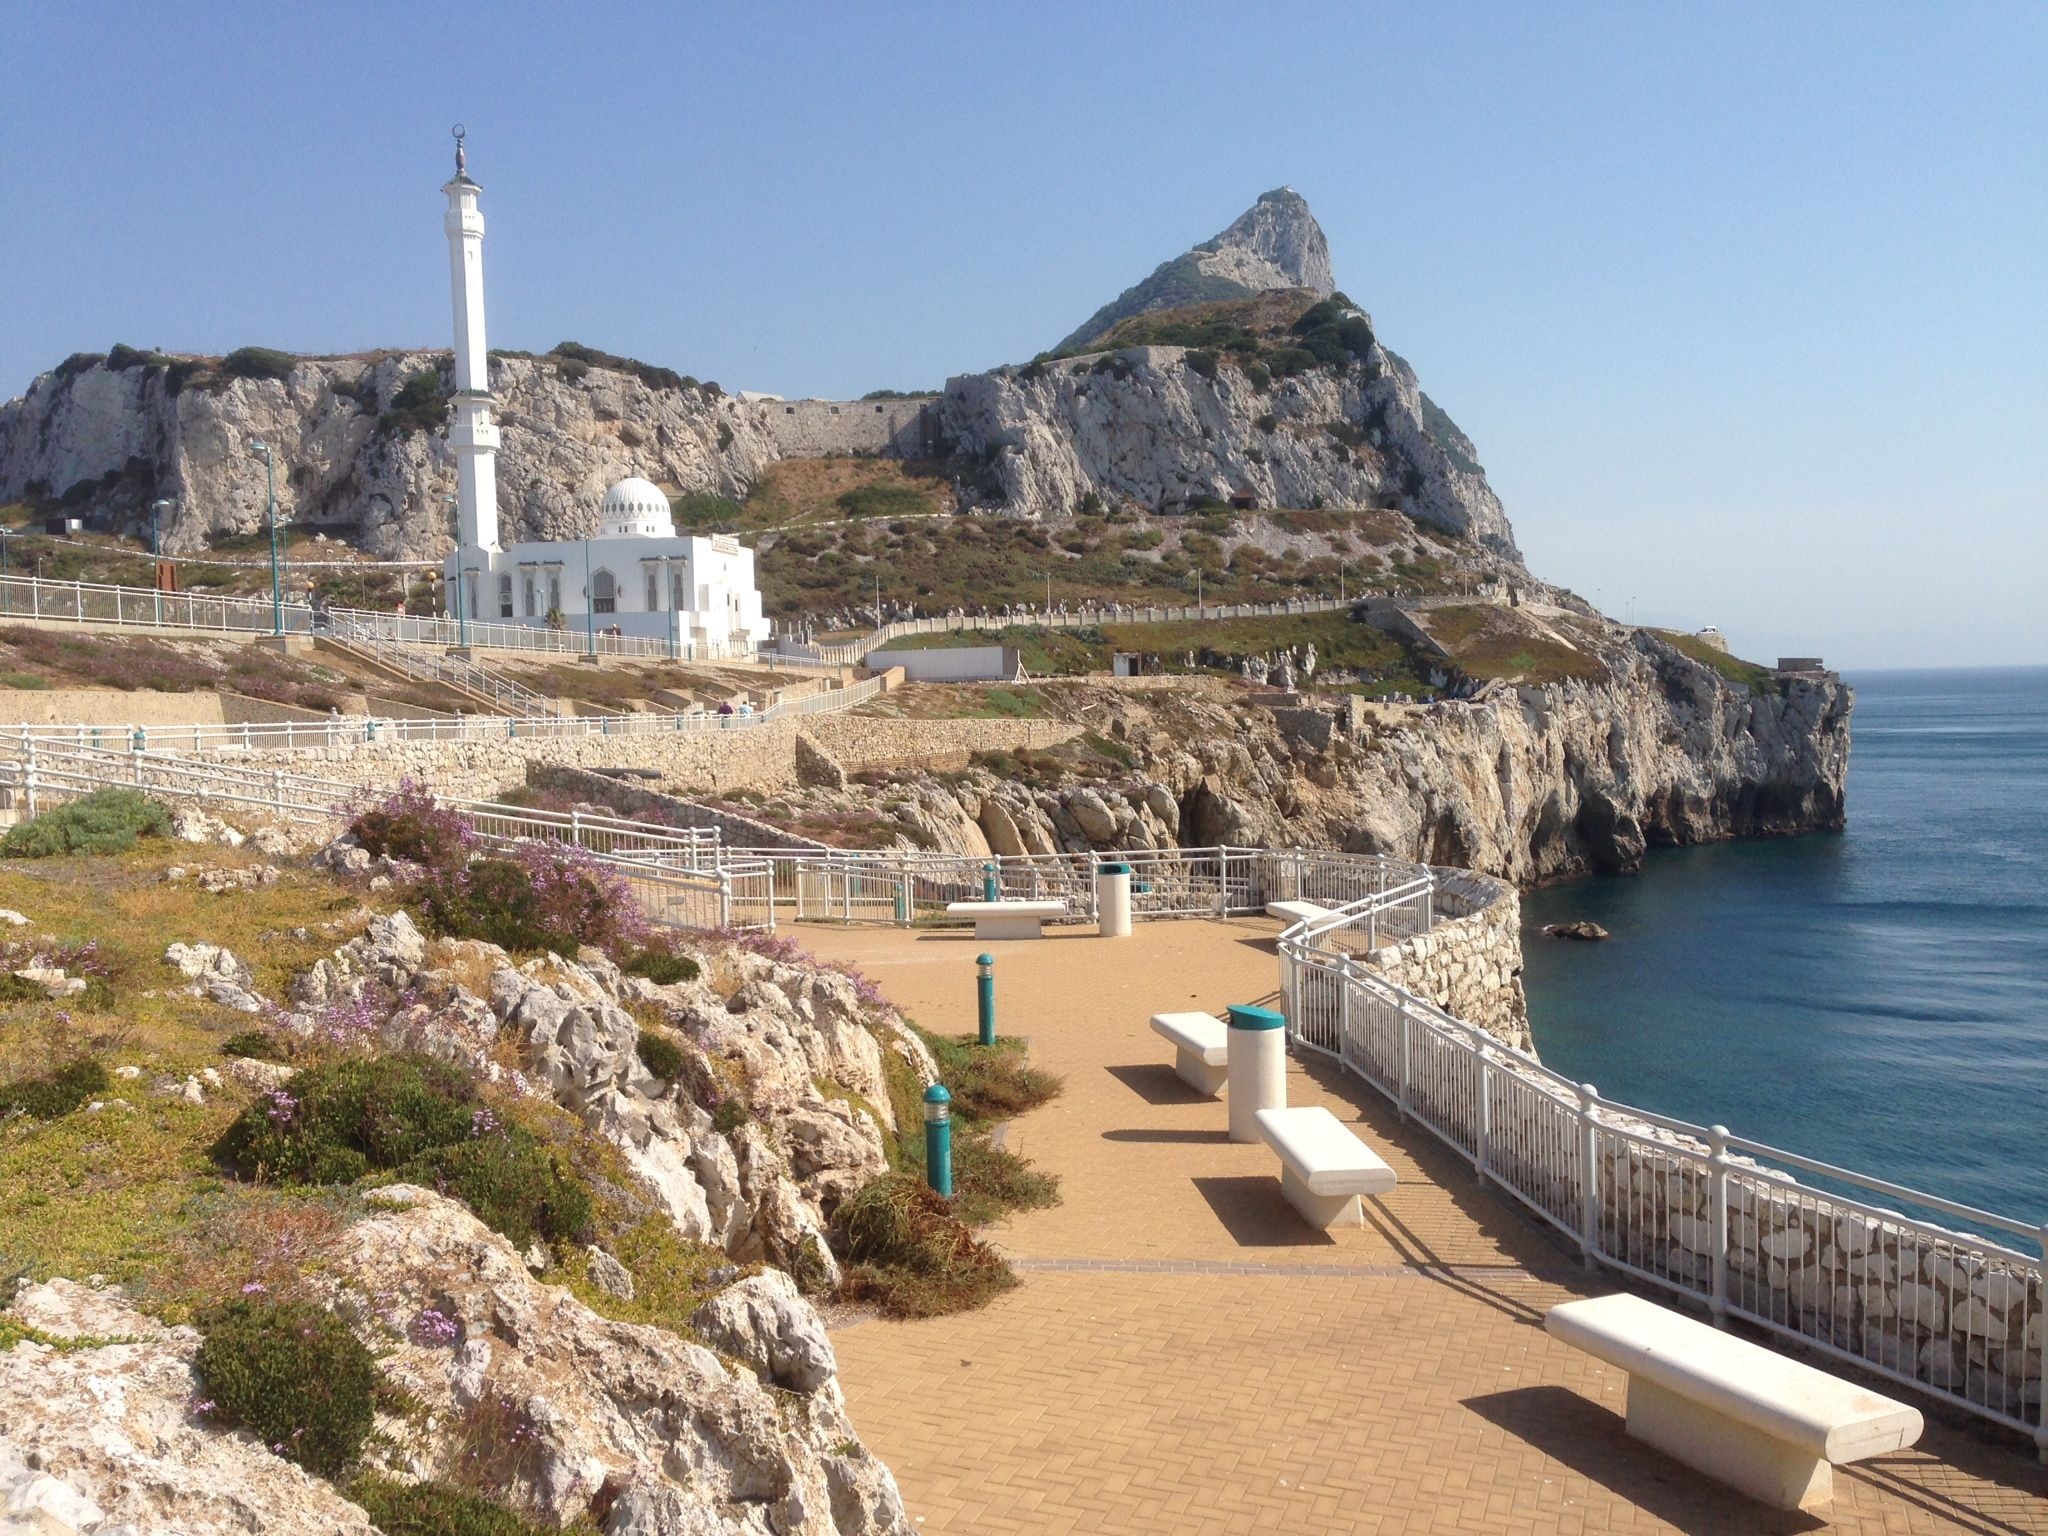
349;1477;557;1536
1;788;171;858
832;1173;1016;1318
212;1053;592;1248
194;1297;378;1478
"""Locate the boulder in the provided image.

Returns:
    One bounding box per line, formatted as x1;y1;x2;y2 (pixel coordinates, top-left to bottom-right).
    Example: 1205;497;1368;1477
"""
690;1269;838;1393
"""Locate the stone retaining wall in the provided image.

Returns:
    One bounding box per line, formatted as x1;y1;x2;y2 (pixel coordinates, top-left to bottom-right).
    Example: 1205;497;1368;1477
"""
196;724;803;802
523;763;830;853
802;716;1083;774
1361;868;1530;1052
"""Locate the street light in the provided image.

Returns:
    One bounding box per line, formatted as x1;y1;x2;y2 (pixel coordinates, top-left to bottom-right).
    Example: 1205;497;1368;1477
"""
442;495;467;648
150;498;172;625
248;441;283;635
582;537;597;659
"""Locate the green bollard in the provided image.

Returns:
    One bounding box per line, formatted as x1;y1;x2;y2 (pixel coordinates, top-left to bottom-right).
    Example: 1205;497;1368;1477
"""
923;1083;953;1198
982;861;1000;901
976;952;996;1046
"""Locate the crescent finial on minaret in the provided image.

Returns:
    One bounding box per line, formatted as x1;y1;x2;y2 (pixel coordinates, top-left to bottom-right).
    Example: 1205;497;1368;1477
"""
453;123;467;176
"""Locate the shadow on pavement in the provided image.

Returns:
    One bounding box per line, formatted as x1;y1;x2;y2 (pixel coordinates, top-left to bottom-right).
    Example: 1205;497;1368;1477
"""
1192;1174;1334;1248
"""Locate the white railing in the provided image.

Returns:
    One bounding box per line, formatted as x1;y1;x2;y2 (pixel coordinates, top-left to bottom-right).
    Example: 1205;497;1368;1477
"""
0;569;761;663
1275;907;2048;1452
329;615;556;716
0;739;757;931
773;593;1359;666
0;676;890;757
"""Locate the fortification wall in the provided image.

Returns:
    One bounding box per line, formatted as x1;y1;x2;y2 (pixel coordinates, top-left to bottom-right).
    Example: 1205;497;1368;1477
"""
753;398;938;459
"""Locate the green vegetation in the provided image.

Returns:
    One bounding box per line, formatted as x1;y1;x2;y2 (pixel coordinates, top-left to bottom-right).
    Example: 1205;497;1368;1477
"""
213;1053;593;1250
620;944;700;985
2;789;171;858
831;1175;1016;1318
1653;629;1777;693
379;369;449;437
835;482;931;520
1417;605;1608;685
0;1058;109;1121
220;347;299;383
547;341;714;396
350;1477;570;1536
194;1297;378;1477
221;1030;291;1062
634;1029;686;1081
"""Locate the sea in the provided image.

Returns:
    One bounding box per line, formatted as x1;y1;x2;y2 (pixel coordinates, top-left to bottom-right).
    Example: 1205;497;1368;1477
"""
1521;666;2048;1229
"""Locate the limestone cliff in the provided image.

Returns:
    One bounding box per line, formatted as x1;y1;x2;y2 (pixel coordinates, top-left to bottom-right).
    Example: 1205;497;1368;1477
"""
0;350;778;559
939;334;1517;557
1056;187;1336;351
751;632;1850;885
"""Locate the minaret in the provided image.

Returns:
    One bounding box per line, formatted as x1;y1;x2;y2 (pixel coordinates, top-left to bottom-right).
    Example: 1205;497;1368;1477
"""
443;126;501;559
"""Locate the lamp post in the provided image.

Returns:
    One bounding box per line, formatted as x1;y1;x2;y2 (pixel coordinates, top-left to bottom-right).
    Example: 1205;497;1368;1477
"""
666;555;680;659
248;440;283;635
149;498;172;626
582;538;597;659
442;495;467;648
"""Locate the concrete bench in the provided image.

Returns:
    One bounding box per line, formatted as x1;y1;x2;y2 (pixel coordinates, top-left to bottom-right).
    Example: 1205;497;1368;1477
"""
1265;899;1334;928
943;900;1066;941
1149;1011;1228;1096
1252;1106;1396;1229
1545;1294;1923;1511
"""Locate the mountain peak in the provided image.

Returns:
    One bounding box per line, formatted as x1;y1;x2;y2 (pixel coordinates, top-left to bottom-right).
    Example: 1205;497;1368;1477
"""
1057;189;1336;352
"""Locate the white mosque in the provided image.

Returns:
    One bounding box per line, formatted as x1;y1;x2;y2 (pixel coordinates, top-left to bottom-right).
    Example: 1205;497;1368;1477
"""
439;133;768;654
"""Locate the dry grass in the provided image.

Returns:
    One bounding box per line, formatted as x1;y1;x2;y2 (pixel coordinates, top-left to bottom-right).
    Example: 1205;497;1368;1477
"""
1414;603;1609;684
742;458;953;530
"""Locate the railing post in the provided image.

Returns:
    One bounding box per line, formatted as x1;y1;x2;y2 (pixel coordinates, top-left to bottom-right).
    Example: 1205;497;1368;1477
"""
571;807;584;849
1475;1039;1491;1178
2036;1224;2048;1462
1397;1004;1412;1121
1708;1125;1731;1325
1577;1082;1602;1270
270;770;285;817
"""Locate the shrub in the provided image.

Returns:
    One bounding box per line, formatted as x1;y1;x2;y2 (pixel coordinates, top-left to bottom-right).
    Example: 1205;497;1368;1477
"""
832;1175;1016;1318
221;1030;290;1062
634;1030;686;1081
213;1053;591;1248
220;347;299;383
404;1133;591;1250
0;1058;109;1121
193;1298;377;1478
1;788;171;858
349;1477;555;1536
1183;348;1220;381
350;785;479;868
214;1055;475;1185
835;483;929;520
1254;413;1277;434
379;370;448;437
1242;361;1272;393
621;943;699;985
415;843;645;958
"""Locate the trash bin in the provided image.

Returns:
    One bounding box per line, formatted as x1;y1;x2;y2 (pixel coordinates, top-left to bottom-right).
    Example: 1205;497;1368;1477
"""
1226;1004;1287;1143
1095;861;1132;938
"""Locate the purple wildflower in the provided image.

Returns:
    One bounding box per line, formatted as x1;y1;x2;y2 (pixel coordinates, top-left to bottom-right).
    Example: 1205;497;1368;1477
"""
408;1307;461;1347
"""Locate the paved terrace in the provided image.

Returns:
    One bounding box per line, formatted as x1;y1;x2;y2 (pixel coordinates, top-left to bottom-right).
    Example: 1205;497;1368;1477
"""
800;919;2048;1536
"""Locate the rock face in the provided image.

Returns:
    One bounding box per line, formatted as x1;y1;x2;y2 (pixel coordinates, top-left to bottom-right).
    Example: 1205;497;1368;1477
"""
0;1281;384;1536
0;352;779;560
1057;188;1336;351
331;1187;908;1534
748;636;1851;886
940;339;1517;555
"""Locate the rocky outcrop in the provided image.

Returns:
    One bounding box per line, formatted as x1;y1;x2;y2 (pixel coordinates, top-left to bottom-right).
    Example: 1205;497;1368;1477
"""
330;1186;908;1533
742;636;1851;885
1057;188;1335;351
0;351;778;559
941;339;1516;555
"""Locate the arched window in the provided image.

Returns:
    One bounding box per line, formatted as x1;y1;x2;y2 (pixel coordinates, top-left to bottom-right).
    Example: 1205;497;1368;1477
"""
672;570;686;610
591;569;616;614
497;573;513;618
547;574;562;614
522;572;536;617
644;567;660;610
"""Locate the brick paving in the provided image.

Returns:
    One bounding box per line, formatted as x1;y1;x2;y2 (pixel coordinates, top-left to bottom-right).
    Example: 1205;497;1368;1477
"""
801;920;2048;1534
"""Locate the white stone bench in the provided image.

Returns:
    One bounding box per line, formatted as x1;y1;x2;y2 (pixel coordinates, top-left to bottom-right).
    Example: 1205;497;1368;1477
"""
1252;1106;1396;1229
943;900;1066;941
1149;1011;1228;1096
1265;899;1333;928
1545;1293;1923;1511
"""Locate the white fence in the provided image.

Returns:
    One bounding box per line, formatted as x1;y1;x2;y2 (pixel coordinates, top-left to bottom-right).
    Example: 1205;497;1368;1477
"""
772;594;1358;666
1277;904;2048;1454
328;616;555;716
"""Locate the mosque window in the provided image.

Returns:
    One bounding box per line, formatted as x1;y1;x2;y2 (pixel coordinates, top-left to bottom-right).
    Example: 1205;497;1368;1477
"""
522;573;536;616
498;573;513;618
591;569;616;614
548;574;562;613
644;567;660;610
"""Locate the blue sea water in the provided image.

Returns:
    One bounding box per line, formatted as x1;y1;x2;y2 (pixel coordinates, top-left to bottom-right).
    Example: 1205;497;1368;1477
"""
1521;667;2048;1227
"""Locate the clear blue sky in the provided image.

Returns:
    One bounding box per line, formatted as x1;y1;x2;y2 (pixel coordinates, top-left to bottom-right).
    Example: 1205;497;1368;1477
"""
3;3;2041;668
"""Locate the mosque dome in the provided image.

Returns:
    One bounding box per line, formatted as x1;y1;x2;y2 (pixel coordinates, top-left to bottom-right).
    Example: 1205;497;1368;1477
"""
598;477;676;538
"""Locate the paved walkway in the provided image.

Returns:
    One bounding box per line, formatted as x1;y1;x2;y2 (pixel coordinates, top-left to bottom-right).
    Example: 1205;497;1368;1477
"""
801;919;2048;1535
